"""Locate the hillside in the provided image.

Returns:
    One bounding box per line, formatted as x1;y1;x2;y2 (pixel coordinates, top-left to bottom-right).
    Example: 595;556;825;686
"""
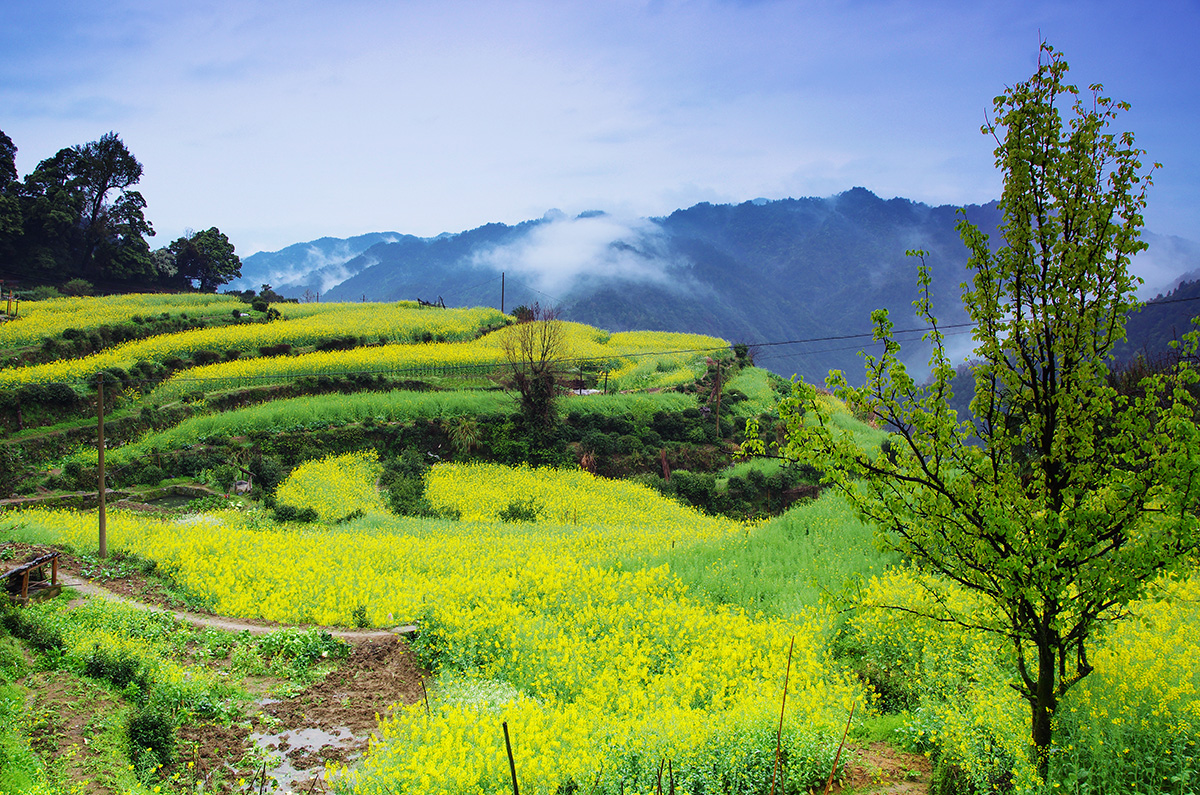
254;191;1198;385
0;293;1197;795
310;190;1002;383
1119;278;1200;359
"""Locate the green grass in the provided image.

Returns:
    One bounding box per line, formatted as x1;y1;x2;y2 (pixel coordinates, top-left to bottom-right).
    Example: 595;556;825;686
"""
78;389;515;467
814;395;890;454
562;390;696;418
717;456;791;486
724;366;786;418
636;489;897;617
0;638;49;795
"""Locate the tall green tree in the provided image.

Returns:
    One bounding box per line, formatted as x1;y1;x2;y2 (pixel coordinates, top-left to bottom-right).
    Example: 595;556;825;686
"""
17;131;153;282
0;129;20;265
747;43;1200;777
165;227;242;292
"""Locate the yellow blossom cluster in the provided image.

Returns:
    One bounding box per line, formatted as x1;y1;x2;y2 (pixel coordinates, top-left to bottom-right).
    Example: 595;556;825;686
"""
141;321;725;399
274;450;387;522
424;461;733;539
850;568;1200;791
0;292;242;348
6;461;857;792
0;302;506;387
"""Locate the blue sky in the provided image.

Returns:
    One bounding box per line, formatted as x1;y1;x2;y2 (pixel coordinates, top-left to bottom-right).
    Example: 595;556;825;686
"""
3;0;1197;256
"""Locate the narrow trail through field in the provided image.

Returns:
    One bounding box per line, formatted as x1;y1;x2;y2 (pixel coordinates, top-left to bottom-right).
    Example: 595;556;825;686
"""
4;542;430;792
58;572;418;639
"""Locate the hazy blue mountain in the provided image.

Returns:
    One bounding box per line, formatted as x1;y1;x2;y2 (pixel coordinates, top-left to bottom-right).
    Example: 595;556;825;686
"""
1119;278;1200;360
256;190;1199;384
232;232;409;297
322;190;1004;382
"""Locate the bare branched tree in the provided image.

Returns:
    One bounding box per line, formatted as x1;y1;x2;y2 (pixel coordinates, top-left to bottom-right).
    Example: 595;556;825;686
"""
501;302;566;428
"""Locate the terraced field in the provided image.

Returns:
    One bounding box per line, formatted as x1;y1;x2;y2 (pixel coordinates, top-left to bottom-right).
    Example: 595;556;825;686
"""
1;294;1197;795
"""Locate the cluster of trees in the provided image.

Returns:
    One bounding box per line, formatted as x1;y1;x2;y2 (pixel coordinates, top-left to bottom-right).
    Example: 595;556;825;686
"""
0;129;240;293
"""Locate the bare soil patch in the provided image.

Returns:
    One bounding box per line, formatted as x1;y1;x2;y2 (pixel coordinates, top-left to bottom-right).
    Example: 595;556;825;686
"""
169;639;428;792
836;741;931;794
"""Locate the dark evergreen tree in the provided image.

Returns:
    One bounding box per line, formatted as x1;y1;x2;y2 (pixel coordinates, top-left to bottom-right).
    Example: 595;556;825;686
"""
15;131;154;284
163;227;242;292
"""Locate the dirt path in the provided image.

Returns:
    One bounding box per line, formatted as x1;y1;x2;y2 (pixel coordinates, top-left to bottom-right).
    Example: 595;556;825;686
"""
4;542;429;792
58;573;416;639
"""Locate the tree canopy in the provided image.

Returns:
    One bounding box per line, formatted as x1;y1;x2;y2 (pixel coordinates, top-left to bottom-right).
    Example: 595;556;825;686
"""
0;128;239;293
9;131;155;283
746;43;1200;778
160;227;242;292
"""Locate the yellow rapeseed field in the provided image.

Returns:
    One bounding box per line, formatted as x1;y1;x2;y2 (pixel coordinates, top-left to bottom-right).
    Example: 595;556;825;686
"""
6;461;857;793
0;292;242;349
0;302;507;387
144;321;725;398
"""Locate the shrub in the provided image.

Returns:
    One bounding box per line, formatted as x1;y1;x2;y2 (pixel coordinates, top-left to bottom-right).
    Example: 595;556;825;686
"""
62;461;85;490
62;278;93;296
192;349;221;366
84;643;149;692
256;628;348;664
272;504;318;523
386;476;436;517
127;703;176;781
24;285;62;301
314;335;360;352
498;496;542;523
258;343;292;357
138;464;166;486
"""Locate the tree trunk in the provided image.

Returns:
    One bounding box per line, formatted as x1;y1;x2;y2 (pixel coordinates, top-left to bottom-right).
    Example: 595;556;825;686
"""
1032;639;1057;780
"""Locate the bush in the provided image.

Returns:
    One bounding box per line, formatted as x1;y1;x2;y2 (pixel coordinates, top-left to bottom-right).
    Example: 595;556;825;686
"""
257;628;348;664
61;278;93;296
581;429;617;456
62;461;86;490
272;504;318;523
258;343;292;357
24;285;62;301
314;335;360;352
138;464;166;486
84;643;149;692
498;497;542;523
671;470;717;513
386;476;436;517
192;349;221;366
127;703;176;781
0;446;18;496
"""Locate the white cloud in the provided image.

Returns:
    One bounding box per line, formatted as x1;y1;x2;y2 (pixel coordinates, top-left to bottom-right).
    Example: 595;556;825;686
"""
470;212;683;298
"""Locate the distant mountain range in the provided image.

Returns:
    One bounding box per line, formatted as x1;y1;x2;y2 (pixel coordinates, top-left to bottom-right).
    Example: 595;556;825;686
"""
235;189;1200;384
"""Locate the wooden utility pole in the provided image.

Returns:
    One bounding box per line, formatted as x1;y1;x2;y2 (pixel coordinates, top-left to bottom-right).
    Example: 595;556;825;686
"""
501;272;505;314
97;378;108;558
